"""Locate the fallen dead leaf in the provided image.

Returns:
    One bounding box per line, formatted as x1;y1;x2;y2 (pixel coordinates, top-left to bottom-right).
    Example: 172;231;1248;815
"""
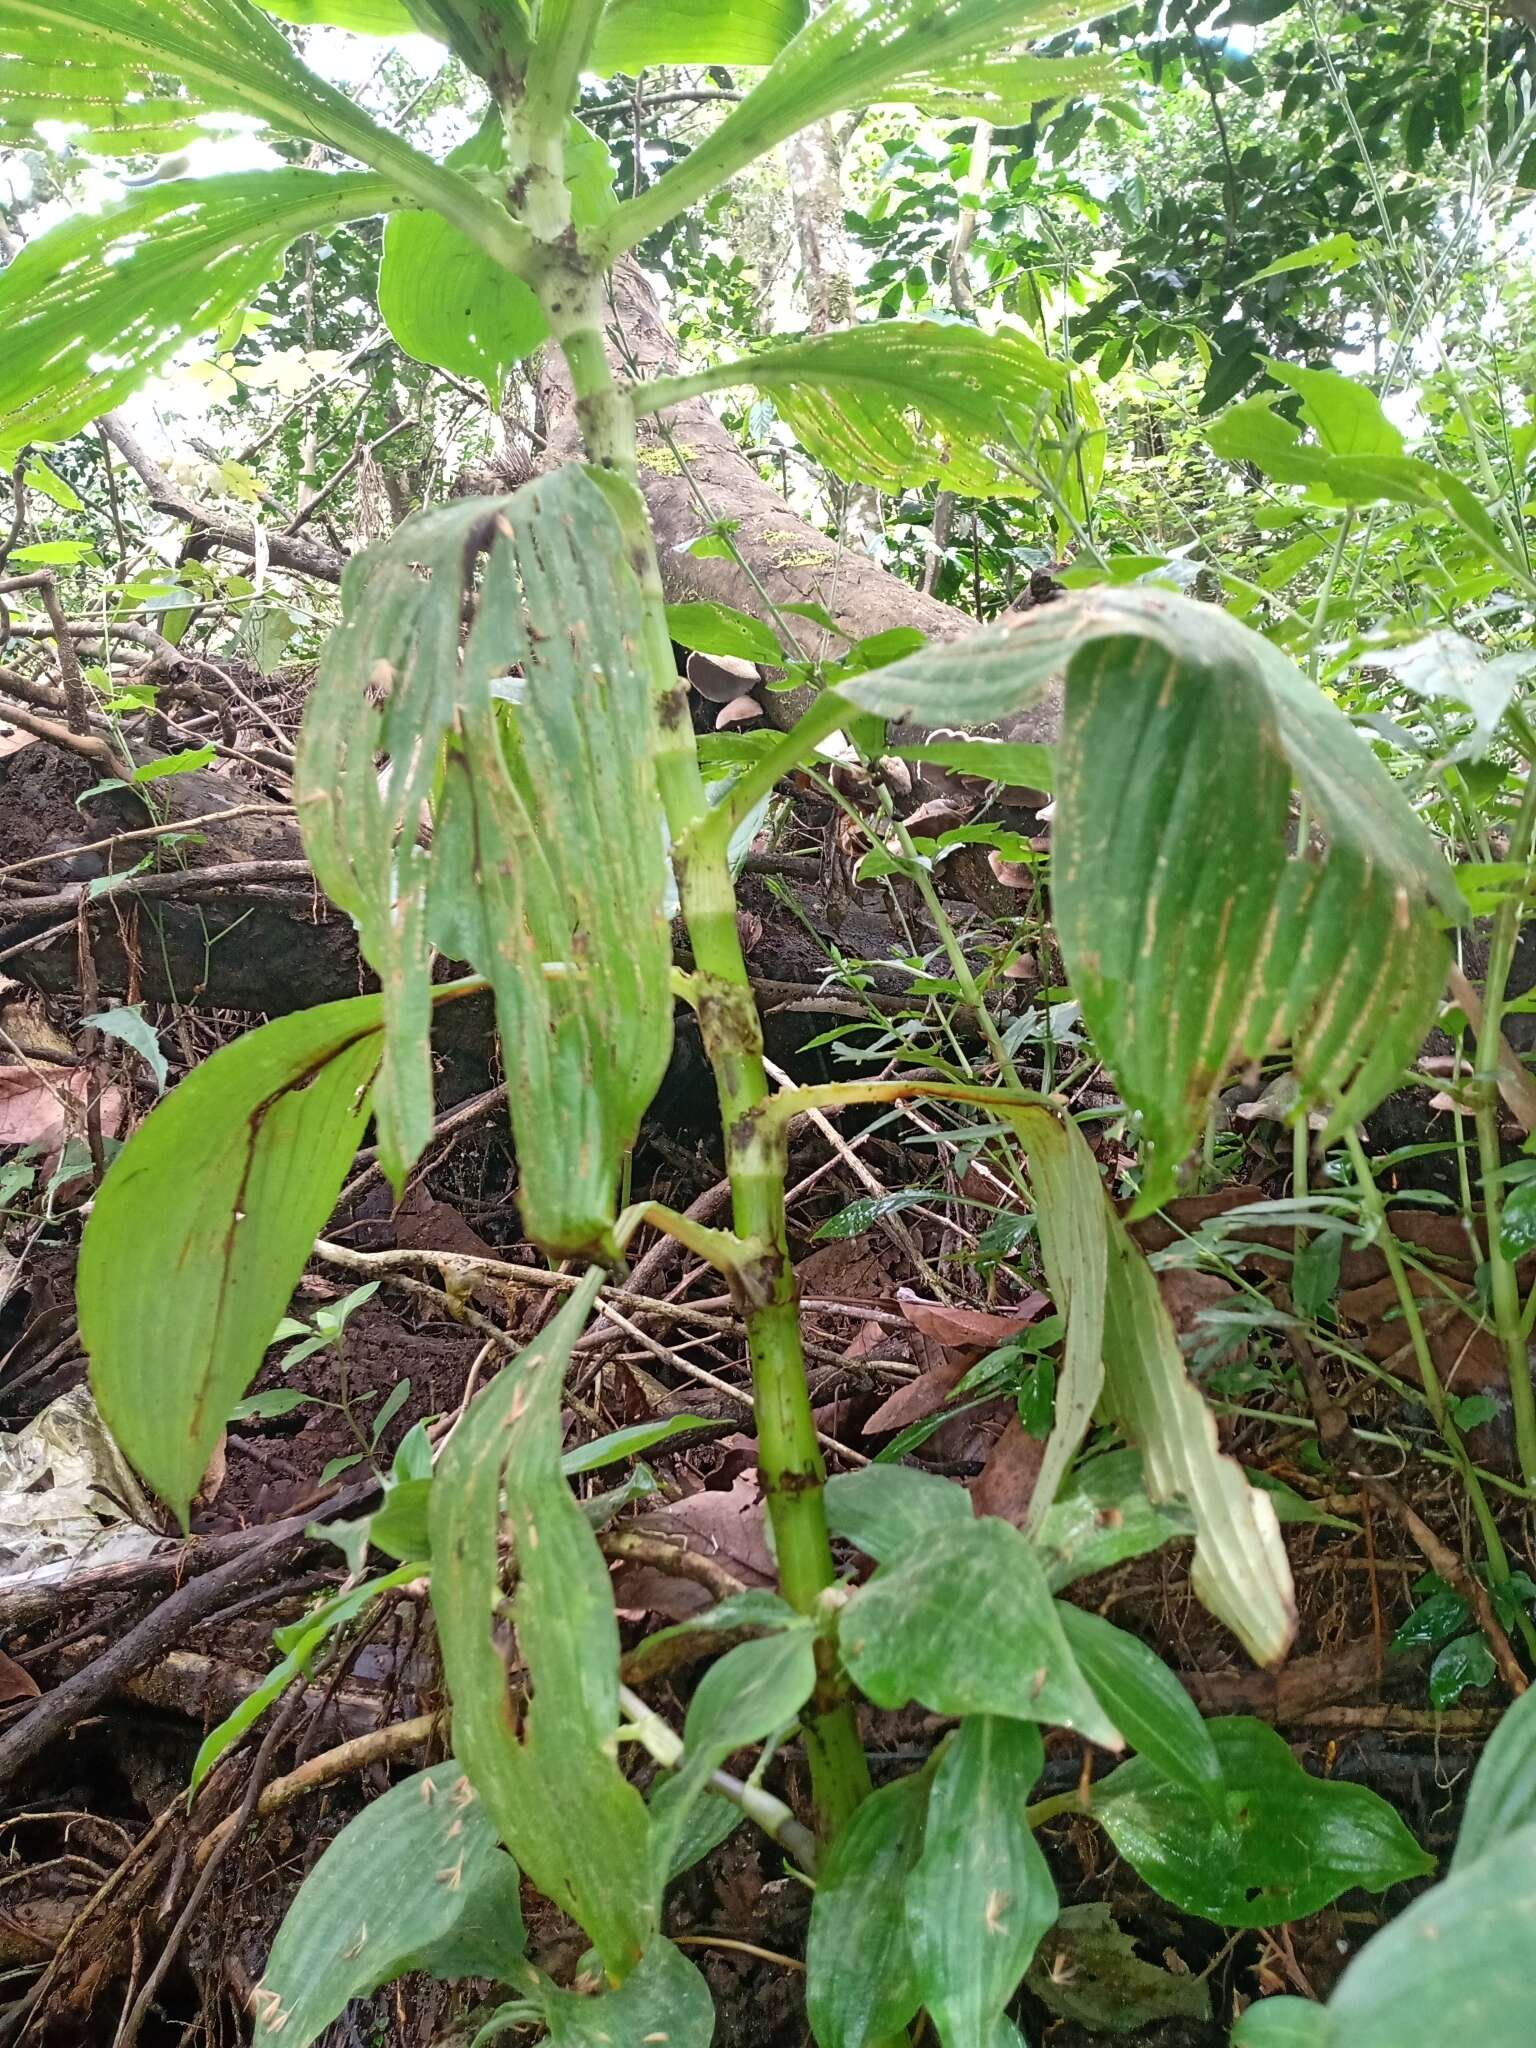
0;1063;123;1166
614;1468;777;1619
0;1647;40;1703
970;1414;1045;1527
863;1350;975;1436
896;1286;1050;1348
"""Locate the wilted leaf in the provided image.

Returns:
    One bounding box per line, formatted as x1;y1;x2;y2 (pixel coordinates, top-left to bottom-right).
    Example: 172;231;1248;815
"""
839;587;1458;1211
252;1762;526;2048
296;472;673;1259
430;1273;655;1975
1027;1904;1211;2035
79;997;383;1521
906;1717;1056;2046
806;1773;928;2048
1093;1717;1433;1927
839;1516;1122;1746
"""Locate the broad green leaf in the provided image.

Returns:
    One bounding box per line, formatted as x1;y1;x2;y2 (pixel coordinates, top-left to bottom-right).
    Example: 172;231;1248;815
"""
603;0;1110;251
1100;1221;1294;1665
649;1627;816;1879
825;1463;974;1562
378;116;612;401
532;1938;715;2046
896;738;1055;792
1264;360;1402;461
80;1004;167;1093
806;1773;929;2048
1055;1604;1222;1811
261;0;413;27
1239;232;1363;287
79;996;383;1521
0;172;400;460
430;1273;655;1976
838;588;1458;1211
906;1717;1056;2048
813;1190;930;1240
1429;1632;1495;1707
1236;1819;1536;2048
1035;1448;1194;1589
296;473;673;1258
252;1764;525;2048
839;1517;1122;1747
1454;1685;1536;1871
638;322;1067;497
1093;1717;1433;1928
592;0;807;71
0;0;492;217
665;600;784;665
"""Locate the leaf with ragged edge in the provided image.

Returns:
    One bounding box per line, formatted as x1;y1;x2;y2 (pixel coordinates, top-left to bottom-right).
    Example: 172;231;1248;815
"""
0;1;470;199
1093;1717;1433;1928
533;1937;715;2047
838;587;1458;1211
906;1717;1056;2048
838;1516;1122;1748
806;1773;929;2048
1233;1820;1536;2048
603;0;1112;250
295;473;673;1259
430;1273;655;1976
78;996;383;1522
638;322;1068;497
1056;1604;1222;1811
251;1763;526;2048
1027;1904;1211;2034
649;1627;816;1881
1454;1684;1536;1871
1035;1448;1194;1589
825;1463;974;1562
0;172;402;460
1100;1221;1294;1665
592;0;807;71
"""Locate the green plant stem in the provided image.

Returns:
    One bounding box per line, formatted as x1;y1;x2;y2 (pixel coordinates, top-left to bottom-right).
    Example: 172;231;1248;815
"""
542;263;872;1842
1342;1127;1535;1660
892;820;1024;1090
618;1687;819;1874
1467;747;1536;1489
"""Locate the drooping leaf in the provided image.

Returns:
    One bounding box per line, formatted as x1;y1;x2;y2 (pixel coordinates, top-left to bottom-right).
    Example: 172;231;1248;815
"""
906;1717;1056;2048
79;996;383;1522
824;1463;974;1562
430;1273;655;1976
561;1413;718;1476
665;600;784;664
805;1773;929;2048
1034;1448;1194;1590
1093;1717;1433;1928
0;172;401;460
295;473;673;1259
649;1627;817;1879
1055;1604;1222;1811
838;1517;1122;1747
638;322;1067;497
1236;1818;1536;2046
603;0;1112;250
80;1004;167;1093
531;1938;716;2047
592;0;807;72
838;587;1458;1211
1454;1684;1536;1871
252;1763;527;2048
1100;1220;1294;1664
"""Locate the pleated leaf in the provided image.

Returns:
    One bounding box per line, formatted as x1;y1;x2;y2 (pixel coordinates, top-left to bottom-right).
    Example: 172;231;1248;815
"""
78;996;384;1522
0;50;217;152
0;172;402;459
806;1773;930;2048
430;1272;656;1977
295;472;673;1261
905;1718;1057;2048
638;322;1067;498
840;587;1458;1210
592;0;808;72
